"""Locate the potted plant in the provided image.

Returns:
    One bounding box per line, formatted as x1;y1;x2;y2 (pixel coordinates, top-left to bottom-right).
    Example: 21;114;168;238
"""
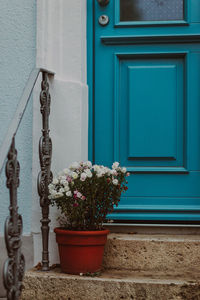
48;161;129;274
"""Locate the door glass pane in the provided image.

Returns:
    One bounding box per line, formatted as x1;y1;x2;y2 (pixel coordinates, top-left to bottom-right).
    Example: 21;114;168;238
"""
120;0;184;22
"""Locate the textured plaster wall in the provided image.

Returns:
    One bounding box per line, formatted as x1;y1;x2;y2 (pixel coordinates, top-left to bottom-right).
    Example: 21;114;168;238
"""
0;0;36;234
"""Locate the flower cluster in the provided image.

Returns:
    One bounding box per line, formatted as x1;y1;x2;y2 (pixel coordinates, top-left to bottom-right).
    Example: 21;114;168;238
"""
49;161;129;231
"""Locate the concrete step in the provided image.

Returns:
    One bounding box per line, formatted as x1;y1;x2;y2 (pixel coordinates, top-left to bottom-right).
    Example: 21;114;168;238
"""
21;267;200;300
103;233;200;273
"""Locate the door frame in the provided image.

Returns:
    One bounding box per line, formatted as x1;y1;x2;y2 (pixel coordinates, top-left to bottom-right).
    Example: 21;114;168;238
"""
87;0;95;162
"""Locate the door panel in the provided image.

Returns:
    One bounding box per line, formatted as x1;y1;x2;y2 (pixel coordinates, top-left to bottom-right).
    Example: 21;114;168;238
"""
127;64;178;159
116;55;185;169
92;0;200;221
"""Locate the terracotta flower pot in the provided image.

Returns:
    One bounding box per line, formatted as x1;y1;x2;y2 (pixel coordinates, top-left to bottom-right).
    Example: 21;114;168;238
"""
54;227;109;274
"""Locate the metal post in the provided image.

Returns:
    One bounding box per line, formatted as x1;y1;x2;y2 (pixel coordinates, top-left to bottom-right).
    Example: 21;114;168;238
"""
37;72;53;271
3;137;25;300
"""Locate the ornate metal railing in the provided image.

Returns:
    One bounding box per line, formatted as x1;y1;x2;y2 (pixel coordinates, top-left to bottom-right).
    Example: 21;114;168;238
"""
37;72;53;271
0;68;54;299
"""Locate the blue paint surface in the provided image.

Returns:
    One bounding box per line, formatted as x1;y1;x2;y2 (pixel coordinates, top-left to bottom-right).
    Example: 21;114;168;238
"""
0;0;36;233
91;0;200;221
118;55;185;170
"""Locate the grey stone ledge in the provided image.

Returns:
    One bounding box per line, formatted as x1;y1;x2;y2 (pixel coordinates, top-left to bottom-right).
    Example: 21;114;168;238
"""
103;233;200;272
21;268;200;300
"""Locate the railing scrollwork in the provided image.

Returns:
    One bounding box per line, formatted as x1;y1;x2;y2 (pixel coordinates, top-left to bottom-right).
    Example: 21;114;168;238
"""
37;71;53;271
3;137;25;300
0;68;54;299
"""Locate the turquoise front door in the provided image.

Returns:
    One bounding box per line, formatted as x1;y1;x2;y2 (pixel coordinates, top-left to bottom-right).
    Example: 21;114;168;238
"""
90;0;200;221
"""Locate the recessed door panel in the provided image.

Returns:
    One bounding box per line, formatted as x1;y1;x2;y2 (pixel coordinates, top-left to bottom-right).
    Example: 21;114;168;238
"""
128;64;177;159
115;55;185;172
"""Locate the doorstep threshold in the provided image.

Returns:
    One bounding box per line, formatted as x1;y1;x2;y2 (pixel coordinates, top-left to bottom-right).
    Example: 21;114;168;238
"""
103;222;200;234
104;223;200;227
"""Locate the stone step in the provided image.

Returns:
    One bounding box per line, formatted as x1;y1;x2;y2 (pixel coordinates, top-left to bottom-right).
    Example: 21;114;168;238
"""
21;267;200;300
103;233;200;272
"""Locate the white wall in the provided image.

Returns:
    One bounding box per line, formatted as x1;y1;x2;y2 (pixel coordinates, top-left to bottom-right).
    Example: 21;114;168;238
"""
32;0;88;265
0;0;36;235
0;1;36;295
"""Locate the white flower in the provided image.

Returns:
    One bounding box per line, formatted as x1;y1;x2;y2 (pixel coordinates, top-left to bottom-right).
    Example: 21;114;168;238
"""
48;183;54;190
49;190;57;196
122;167;127;173
63;168;70;175
97;172;103;178
85;161;92;168
64;185;70;192
77;192;82;198
85;169;92;178
66;191;72;197
72;172;78;179
104;167;111;175
93;165;100;172
100;167;106;175
80;173;87;181
59;188;65;193
69;162;80;170
112;162;119;169
53;178;59;185
60;179;68;185
112;179;118;185
111;169;117;176
55;192;64;198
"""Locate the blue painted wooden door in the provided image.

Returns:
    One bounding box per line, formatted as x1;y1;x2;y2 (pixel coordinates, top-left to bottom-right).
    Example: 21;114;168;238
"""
92;0;200;221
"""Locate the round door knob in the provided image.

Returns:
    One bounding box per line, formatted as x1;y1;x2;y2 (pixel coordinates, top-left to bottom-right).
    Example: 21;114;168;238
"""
98;15;109;26
97;0;110;7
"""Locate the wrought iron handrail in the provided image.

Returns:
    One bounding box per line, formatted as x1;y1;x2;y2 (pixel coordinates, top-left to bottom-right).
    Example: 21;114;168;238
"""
0;67;54;300
0;68;54;174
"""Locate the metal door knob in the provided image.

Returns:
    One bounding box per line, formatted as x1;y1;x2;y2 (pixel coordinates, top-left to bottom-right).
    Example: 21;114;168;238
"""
97;0;110;7
99;15;109;26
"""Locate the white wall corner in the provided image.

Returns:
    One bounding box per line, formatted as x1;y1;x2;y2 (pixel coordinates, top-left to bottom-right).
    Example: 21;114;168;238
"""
32;0;88;265
36;0;87;82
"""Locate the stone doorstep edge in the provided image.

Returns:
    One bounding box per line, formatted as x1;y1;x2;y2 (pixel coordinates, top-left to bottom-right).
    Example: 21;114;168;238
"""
21;270;200;300
23;270;200;285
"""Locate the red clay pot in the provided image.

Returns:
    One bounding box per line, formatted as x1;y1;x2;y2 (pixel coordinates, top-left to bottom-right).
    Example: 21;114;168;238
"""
54;227;109;274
